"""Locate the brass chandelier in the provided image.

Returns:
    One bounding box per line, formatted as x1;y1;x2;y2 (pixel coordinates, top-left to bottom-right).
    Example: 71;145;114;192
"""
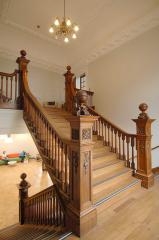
49;0;79;43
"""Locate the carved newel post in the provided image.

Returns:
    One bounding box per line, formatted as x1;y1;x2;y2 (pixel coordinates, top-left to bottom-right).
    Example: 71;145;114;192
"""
18;173;31;224
64;66;76;113
16;50;30;109
133;103;155;188
66;114;98;237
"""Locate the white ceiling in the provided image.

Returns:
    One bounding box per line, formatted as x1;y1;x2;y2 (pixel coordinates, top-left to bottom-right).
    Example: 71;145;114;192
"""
0;0;159;74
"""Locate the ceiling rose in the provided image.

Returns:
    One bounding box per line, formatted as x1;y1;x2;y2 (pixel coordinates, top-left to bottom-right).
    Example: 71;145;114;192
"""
49;0;79;43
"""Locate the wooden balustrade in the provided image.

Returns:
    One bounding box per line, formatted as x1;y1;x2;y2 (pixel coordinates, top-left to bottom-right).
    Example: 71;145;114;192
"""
20;63;71;196
87;106;137;174
0;70;20;108
19;173;65;227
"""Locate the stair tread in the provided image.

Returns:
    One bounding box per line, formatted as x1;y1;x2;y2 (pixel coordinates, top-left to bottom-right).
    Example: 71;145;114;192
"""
93;174;135;203
93;160;124;178
93;169;132;194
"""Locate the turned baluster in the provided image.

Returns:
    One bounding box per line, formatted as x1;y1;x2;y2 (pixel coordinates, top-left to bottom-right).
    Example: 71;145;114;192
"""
126;135;130;168
107;124;110;147
0;76;3;100
64;144;68;193
57;138;60;178
61;142;65;190
111;126;114;152
130;136;135;175
114;129;117;153
118;131;121;159
6;76;8;100
15;75;17;101
10;76;13;100
55;134;57;176
122;134;126;160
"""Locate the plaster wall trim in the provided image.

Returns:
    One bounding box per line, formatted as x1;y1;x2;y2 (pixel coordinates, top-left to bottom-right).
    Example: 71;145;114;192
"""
0;46;65;74
72;6;159;72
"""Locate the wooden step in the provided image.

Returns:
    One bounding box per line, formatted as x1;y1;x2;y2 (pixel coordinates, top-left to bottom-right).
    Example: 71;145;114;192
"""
93;152;117;169
93;148;112;159
93;160;125;185
96;178;141;214
93;168;133;203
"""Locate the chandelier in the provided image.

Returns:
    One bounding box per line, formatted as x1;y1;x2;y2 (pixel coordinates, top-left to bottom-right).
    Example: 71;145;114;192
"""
49;0;79;43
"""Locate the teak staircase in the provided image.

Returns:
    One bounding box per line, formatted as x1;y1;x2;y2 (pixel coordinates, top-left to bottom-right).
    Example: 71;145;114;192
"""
0;50;155;238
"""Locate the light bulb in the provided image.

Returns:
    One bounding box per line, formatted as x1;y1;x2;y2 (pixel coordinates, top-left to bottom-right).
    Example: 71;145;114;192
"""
64;37;69;43
66;18;71;26
54;18;60;26
72;33;77;39
49;26;54;33
74;25;79;32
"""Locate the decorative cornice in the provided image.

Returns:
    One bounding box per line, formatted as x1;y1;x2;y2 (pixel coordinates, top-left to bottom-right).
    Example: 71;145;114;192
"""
0;46;65;74
72;6;159;72
85;7;159;64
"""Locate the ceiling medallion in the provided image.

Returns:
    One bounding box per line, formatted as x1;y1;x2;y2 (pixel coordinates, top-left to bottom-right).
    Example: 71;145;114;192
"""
49;0;79;43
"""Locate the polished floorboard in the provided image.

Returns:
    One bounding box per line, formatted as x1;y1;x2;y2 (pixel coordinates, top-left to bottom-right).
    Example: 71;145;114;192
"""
69;177;159;240
0;159;52;230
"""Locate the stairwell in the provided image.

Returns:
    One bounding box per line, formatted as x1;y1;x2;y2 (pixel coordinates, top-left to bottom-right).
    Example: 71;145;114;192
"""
0;50;155;238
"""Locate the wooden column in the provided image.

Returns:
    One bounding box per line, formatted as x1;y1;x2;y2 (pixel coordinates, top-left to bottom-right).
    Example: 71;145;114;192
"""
64;66;76;113
66;115;98;237
18;173;31;224
133;103;155;188
16;50;30;109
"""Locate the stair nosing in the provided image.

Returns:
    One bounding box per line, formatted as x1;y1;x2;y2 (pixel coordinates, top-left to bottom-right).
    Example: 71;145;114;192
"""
95;179;140;206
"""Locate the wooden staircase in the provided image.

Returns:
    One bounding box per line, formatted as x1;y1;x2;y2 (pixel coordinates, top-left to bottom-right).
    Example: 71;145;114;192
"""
0;224;71;240
43;107;140;207
0;50;155;238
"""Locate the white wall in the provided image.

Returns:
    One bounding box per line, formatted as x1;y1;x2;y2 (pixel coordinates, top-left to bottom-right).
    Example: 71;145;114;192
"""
88;25;159;165
0;57;65;105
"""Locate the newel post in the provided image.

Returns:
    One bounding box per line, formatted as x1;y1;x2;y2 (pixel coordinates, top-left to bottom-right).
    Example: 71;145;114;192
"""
66;115;98;237
64;66;76;113
18;173;31;224
16;50;30;109
133;103;155;188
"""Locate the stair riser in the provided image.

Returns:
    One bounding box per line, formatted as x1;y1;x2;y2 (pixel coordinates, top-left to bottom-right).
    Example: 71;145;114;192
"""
93;170;132;203
93;162;125;185
93;155;117;170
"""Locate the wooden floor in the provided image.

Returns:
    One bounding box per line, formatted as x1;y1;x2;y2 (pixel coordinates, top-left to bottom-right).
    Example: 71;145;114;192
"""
68;176;159;240
0;159;52;230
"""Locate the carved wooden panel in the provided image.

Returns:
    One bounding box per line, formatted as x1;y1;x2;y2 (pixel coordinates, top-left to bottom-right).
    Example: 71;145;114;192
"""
83;151;90;175
82;128;91;140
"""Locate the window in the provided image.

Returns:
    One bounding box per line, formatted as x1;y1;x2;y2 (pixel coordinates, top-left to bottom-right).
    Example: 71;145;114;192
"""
80;73;86;89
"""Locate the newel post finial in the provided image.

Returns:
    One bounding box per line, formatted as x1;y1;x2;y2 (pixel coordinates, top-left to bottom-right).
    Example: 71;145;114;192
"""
18;173;31;224
133;103;155;189
16;50;30;71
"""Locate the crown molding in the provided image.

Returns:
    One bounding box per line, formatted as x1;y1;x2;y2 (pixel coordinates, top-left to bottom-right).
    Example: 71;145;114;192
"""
86;7;159;64
72;6;159;72
0;46;65;74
